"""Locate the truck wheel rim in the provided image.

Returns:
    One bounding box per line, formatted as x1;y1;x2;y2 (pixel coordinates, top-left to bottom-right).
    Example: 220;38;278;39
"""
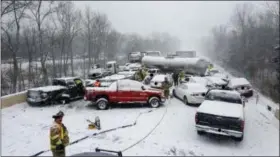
99;101;106;109
151;99;159;107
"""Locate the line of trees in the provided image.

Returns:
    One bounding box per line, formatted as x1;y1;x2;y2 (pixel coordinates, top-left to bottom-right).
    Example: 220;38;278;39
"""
1;1;181;96
200;2;279;103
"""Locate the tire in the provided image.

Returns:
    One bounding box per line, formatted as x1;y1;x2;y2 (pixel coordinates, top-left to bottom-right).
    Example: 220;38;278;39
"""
183;96;188;105
96;98;109;110
197;130;204;135
148;97;161;108
234;135;244;142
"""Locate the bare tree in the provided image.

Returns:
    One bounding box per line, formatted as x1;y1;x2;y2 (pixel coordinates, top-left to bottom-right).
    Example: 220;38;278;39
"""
83;6;94;74
1;0;31;17
1;0;30;92
56;2;82;76
27;0;56;85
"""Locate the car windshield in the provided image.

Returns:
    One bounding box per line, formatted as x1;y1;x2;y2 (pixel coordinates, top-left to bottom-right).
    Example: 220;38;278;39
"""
205;91;242;104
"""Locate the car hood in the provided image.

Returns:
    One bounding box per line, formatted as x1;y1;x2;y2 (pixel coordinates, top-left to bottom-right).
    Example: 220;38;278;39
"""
197;100;244;119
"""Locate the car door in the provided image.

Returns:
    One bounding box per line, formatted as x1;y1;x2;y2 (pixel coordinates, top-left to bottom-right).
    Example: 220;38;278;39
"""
74;78;84;96
176;84;187;99
66;80;77;98
129;80;147;103
117;80;131;103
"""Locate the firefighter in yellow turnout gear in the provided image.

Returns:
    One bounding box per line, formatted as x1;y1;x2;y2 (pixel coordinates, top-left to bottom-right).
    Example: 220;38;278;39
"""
50;111;69;157
179;71;185;84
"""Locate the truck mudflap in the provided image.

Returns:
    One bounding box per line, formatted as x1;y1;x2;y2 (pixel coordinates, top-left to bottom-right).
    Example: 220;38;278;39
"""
196;124;243;138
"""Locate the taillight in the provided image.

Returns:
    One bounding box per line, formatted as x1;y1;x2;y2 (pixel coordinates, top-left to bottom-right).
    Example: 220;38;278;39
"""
240;120;244;131
195;113;198;123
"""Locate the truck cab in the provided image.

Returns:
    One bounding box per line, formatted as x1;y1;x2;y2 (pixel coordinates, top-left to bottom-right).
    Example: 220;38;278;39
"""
84;79;165;110
106;61;119;74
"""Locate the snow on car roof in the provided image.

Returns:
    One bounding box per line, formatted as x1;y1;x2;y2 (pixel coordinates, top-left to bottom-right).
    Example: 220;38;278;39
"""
101;74;126;80
183;83;208;92
151;74;168;82
54;77;79;81
208;89;241;98
205;76;227;85
228;78;251;88
189;76;208;85
106;61;116;64
29;85;66;92
197;100;244;119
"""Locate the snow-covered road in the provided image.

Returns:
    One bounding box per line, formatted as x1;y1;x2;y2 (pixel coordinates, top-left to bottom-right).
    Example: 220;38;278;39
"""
1;93;279;156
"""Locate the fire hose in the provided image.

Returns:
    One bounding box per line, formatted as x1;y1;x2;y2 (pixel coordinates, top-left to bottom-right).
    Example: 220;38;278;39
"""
30;109;154;157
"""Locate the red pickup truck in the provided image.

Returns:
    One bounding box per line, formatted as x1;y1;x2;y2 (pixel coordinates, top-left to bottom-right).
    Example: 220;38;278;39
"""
84;79;166;110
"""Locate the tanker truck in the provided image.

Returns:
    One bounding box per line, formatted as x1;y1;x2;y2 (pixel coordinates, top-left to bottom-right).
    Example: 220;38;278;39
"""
141;55;211;76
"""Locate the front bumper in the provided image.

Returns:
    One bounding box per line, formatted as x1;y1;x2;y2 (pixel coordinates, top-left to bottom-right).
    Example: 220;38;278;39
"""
196;124;243;138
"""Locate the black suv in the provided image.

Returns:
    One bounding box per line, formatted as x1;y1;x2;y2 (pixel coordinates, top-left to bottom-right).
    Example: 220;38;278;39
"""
52;77;85;99
27;86;70;106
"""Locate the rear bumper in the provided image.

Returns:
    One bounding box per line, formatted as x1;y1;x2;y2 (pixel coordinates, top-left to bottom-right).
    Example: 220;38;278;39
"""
196;124;243;138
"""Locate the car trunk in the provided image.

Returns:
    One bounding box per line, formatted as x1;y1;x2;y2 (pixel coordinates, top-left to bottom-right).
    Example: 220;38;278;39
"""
196;112;243;132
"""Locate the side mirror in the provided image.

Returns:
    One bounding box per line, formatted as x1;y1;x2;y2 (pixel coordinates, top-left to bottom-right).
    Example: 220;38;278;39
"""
141;85;146;90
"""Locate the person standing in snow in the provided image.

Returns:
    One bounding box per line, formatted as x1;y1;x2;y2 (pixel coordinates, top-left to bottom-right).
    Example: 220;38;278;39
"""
172;71;179;86
179;71;185;84
162;77;172;103
50;111;69;157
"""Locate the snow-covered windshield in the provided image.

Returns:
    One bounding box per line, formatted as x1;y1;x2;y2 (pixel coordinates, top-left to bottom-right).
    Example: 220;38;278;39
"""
205;91;242;104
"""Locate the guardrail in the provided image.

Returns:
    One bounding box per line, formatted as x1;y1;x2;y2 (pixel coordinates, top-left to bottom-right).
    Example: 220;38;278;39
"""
1;91;27;109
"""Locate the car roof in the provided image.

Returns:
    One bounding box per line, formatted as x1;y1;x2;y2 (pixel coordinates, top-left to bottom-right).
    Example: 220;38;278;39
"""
228;77;251;88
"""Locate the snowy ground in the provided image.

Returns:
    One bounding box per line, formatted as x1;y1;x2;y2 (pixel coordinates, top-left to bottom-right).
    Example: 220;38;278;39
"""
1;92;279;156
1;63;279;156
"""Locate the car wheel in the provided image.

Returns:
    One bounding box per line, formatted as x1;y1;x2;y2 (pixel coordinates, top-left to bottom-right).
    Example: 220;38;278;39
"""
183;96;188;105
234;135;244;142
96;98;109;110
197;130;204;135
148;97;160;108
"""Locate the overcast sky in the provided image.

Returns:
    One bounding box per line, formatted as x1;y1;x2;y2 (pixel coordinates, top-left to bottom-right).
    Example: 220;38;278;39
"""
74;1;264;50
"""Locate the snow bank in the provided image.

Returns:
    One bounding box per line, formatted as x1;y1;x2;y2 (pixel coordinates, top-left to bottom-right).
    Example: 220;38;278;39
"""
197;100;244;118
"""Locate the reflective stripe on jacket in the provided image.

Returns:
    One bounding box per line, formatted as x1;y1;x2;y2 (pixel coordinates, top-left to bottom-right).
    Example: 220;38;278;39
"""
50;122;69;150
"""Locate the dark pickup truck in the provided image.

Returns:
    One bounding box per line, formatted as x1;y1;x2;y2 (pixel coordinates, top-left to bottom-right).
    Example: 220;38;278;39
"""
195;89;246;141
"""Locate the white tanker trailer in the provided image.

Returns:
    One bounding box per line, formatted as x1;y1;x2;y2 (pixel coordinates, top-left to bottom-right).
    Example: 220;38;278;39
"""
142;56;211;76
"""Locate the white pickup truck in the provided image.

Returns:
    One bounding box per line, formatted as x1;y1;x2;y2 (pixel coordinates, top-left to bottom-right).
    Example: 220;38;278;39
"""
195;89;247;141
